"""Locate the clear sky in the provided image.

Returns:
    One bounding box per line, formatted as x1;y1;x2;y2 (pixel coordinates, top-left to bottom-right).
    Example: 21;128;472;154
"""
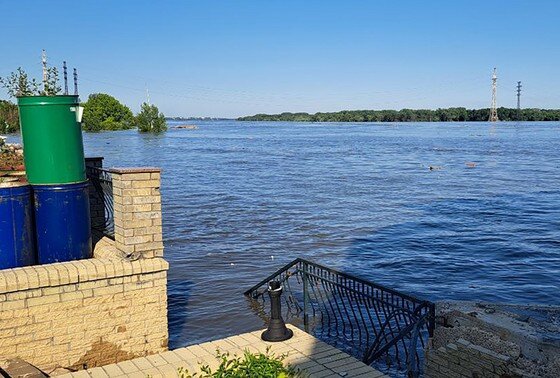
1;0;559;117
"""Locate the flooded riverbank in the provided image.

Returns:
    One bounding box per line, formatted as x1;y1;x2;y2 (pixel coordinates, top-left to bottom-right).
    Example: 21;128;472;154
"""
16;120;558;348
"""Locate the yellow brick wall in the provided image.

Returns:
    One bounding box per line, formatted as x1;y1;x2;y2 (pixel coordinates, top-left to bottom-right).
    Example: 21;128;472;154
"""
0;256;169;371
112;168;164;259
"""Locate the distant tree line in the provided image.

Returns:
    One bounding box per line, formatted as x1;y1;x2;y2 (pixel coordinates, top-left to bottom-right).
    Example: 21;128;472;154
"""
166;116;231;121
238;107;560;122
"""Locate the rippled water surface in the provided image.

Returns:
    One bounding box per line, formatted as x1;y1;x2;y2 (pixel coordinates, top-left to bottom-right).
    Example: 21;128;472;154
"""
78;121;559;348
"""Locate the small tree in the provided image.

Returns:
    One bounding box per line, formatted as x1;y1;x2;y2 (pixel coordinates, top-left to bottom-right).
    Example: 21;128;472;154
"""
0;67;61;97
0;68;40;97
135;102;166;133
42;67;61;96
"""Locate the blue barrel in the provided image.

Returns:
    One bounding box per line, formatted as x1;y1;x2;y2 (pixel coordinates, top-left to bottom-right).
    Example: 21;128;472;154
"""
0;183;37;269
33;181;92;264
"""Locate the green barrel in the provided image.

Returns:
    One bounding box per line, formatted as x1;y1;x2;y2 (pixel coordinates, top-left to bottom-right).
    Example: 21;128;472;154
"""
17;95;86;184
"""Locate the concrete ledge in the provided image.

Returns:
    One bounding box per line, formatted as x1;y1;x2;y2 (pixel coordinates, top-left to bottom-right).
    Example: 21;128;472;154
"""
110;167;161;174
430;300;560;377
426;339;513;378
92;235;120;260
57;327;389;378
0;257;169;295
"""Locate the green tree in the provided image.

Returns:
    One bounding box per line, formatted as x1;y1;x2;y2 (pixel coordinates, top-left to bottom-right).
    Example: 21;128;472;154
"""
0;67;61;97
135;102;166;133
0;67;40;97
41;67;61;96
82;93;134;132
0;100;19;133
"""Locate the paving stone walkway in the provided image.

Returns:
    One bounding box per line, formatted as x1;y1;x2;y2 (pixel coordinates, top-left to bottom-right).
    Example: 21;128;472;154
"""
58;326;388;378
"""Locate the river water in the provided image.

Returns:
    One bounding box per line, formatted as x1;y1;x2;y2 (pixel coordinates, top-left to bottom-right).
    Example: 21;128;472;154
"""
77;121;559;347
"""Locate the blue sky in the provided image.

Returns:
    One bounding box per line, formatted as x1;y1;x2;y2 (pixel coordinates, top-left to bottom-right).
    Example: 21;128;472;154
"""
1;1;559;117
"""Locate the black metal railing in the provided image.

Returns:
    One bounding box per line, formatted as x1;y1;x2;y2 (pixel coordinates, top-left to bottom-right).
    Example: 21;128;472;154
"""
86;166;114;239
245;259;435;378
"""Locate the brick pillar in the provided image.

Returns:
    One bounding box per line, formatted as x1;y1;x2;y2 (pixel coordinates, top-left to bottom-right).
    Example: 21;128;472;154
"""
111;167;164;258
85;157;106;234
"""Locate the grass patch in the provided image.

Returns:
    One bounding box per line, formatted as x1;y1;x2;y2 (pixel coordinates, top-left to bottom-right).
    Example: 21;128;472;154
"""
177;346;302;378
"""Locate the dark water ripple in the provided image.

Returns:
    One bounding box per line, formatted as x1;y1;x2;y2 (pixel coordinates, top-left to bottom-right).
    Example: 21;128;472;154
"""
74;121;560;347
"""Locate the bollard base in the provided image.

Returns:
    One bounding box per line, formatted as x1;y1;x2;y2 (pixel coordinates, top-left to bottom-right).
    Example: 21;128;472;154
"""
261;321;294;342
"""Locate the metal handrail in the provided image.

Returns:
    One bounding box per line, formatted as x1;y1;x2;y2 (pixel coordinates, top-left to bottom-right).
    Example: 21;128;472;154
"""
245;258;435;377
86;166;114;239
245;258;429;305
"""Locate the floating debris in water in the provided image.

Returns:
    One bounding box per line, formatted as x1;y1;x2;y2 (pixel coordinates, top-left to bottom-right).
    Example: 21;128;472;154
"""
466;162;477;168
172;125;198;130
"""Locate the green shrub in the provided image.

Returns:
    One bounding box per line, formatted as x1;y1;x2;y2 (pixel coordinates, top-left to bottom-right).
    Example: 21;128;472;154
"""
82;93;134;132
135;102;167;133
177;347;301;378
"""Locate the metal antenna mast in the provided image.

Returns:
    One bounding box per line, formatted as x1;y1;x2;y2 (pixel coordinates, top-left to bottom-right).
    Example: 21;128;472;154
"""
73;68;78;95
516;81;522;121
489;68;499;122
41;49;48;91
63;61;69;95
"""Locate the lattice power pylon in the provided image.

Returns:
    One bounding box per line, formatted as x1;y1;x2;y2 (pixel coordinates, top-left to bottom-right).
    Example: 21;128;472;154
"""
489;68;499;122
517;81;522;121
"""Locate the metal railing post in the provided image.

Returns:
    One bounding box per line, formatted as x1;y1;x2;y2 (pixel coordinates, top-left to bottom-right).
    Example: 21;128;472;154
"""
429;303;436;338
261;280;293;342
303;261;310;333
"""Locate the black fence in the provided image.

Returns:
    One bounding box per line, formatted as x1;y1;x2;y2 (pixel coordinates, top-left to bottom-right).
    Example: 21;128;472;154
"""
86;166;114;239
245;258;435;378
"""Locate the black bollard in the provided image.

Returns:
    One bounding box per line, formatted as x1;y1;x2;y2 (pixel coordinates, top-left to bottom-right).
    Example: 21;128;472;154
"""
261;280;293;342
